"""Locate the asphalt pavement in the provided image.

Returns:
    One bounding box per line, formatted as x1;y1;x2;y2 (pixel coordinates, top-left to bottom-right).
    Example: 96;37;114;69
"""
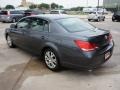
0;18;120;90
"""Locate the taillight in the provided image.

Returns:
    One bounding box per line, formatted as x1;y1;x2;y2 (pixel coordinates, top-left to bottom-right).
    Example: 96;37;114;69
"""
74;40;98;52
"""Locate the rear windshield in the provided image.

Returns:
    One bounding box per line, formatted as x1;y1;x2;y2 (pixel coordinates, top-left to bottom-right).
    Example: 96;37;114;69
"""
57;18;95;32
115;11;120;15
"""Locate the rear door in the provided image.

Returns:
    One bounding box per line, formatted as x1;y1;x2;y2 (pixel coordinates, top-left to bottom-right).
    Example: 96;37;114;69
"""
10;11;24;21
25;17;49;53
116;11;120;20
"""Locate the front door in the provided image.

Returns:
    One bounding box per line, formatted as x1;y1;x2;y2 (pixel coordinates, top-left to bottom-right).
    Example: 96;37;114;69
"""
10;18;31;48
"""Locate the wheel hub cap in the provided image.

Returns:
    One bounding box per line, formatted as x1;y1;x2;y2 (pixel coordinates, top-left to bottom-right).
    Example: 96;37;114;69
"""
45;51;57;69
7;36;12;46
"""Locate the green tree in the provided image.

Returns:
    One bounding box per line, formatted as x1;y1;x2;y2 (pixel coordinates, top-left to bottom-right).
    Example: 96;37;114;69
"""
5;5;15;9
71;7;83;11
51;3;58;9
29;4;37;9
96;6;103;8
38;3;49;9
59;5;64;9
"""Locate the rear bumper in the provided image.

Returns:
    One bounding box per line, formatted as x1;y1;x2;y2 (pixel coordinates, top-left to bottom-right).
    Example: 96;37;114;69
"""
61;41;114;69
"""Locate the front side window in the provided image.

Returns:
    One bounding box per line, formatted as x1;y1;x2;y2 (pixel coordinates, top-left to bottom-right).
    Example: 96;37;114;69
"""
62;11;67;14
31;18;49;32
17;18;30;29
1;11;8;15
10;11;17;14
57;18;95;32
116;11;120;15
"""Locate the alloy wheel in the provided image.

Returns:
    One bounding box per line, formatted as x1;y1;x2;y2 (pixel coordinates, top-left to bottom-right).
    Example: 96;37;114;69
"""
44;50;57;69
7;36;12;47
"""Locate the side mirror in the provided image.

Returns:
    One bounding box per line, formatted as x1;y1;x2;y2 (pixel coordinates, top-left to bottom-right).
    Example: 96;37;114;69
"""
10;24;16;28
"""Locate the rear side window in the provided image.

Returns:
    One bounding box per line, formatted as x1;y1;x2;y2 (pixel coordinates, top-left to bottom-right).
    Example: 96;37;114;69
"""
30;18;49;32
57;18;95;32
10;11;23;14
115;11;120;15
1;11;8;15
50;11;59;14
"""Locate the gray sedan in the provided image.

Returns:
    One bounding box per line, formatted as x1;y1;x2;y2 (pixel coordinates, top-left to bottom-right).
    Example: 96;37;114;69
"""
5;14;114;71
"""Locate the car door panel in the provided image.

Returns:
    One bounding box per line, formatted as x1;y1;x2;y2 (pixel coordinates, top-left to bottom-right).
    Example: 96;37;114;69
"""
10;28;24;46
11;18;31;48
24;17;49;54
29;30;49;53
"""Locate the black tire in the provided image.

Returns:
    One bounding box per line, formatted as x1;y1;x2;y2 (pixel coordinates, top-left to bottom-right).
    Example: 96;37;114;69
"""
6;35;16;48
103;17;105;21
43;48;60;71
112;19;116;22
88;19;91;21
2;21;5;23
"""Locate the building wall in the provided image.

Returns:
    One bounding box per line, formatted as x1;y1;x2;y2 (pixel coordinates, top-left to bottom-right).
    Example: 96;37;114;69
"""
21;0;27;7
103;0;120;8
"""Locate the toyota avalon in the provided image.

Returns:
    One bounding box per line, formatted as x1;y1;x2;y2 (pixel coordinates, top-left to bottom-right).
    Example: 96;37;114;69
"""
5;14;114;71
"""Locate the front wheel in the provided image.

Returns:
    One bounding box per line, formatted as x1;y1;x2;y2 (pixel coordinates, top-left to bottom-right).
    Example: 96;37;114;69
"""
6;35;15;48
44;49;60;71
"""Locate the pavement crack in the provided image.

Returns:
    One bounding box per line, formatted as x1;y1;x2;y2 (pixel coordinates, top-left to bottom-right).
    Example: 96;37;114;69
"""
12;56;33;90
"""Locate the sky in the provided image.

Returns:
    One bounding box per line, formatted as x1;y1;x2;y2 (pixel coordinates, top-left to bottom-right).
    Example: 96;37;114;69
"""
0;0;103;8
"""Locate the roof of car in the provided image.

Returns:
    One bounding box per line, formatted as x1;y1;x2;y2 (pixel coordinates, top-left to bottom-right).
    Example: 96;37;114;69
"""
31;14;75;21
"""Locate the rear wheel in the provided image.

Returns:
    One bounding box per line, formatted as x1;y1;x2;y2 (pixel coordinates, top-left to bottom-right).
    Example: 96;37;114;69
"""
112;18;116;22
12;18;16;23
103;17;105;21
44;49;60;71
6;35;15;48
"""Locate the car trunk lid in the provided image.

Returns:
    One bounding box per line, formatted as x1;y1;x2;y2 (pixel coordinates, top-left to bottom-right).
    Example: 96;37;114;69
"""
72;28;110;48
